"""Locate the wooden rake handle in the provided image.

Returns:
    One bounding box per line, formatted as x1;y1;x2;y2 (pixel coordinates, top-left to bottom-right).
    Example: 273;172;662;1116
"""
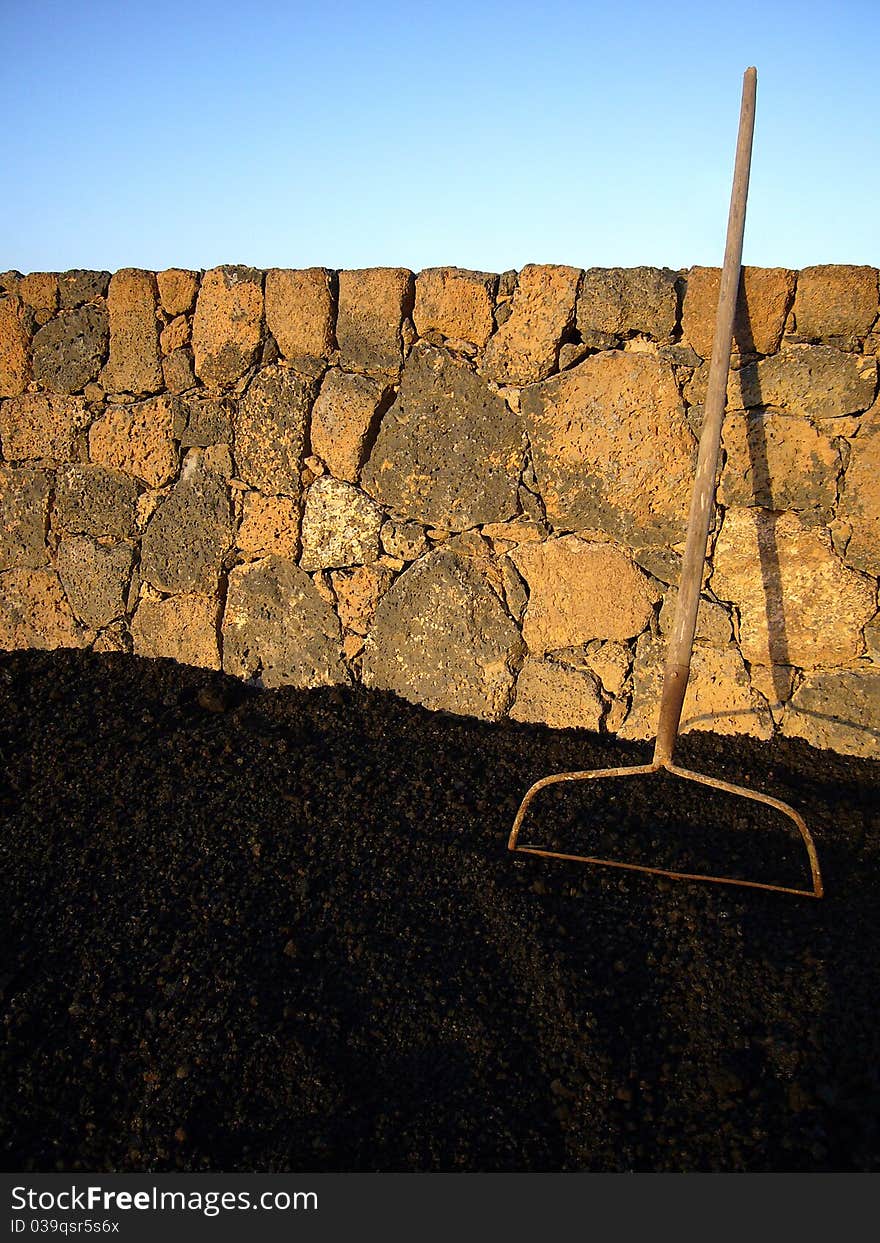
653;67;758;767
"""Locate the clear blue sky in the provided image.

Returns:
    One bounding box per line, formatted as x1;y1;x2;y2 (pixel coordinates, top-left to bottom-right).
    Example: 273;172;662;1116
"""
1;0;877;273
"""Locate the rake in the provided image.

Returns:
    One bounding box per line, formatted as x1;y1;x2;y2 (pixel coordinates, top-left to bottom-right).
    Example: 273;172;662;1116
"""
508;67;823;899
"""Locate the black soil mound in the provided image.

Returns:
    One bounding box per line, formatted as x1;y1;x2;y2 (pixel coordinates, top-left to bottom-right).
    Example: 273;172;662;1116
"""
1;650;879;1173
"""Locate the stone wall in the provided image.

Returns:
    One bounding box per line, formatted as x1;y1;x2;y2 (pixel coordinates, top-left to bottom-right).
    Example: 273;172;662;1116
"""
0;262;878;757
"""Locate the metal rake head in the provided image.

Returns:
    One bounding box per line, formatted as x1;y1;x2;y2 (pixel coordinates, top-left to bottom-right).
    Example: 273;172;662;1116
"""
508;759;823;899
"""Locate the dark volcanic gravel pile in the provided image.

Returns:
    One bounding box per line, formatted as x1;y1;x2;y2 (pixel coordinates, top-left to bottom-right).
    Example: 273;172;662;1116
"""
1;650;879;1173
